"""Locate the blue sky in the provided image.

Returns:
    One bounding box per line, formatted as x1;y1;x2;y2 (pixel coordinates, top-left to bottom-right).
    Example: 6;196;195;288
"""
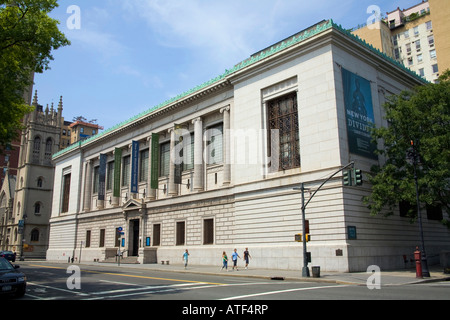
34;0;422;131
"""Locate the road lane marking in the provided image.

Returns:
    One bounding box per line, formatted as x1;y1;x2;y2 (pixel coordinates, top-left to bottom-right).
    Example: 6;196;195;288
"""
84;283;214;300
220;284;352;300
27;281;89;296
92;282;207;295
28;264;226;286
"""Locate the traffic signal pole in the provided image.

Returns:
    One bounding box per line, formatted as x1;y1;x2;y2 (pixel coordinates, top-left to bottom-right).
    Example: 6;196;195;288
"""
294;161;355;277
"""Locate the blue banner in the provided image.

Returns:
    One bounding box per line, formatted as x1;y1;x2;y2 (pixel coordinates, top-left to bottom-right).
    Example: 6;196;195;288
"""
131;141;139;193
342;68;378;160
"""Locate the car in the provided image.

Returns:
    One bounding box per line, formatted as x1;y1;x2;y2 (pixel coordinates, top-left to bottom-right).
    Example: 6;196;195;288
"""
0;251;16;262
0;257;27;298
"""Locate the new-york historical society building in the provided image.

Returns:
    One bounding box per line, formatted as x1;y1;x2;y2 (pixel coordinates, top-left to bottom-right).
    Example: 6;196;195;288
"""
47;20;449;272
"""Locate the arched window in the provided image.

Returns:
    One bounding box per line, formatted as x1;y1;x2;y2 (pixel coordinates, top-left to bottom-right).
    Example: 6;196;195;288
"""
37;177;43;188
33;136;41;162
30;228;40;242
44;138;53;162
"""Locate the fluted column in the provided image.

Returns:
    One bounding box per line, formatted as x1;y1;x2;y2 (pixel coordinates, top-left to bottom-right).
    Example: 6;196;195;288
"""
168;128;178;196
146;135;157;200
83;160;92;212
220;106;231;185
192;117;204;191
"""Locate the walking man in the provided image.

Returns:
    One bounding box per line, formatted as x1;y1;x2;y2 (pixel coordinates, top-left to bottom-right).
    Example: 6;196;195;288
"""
232;248;240;271
183;249;189;269
243;248;251;270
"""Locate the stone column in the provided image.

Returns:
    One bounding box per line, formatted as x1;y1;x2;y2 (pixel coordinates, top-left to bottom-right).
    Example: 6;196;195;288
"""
111;150;120;207
146;135;157;200
220;106;231;185
168;128;178;196
97;155;105;210
83;160;92;212
192;117;204;191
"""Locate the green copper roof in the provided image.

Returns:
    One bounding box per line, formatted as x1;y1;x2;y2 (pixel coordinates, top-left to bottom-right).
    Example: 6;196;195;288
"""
53;19;427;159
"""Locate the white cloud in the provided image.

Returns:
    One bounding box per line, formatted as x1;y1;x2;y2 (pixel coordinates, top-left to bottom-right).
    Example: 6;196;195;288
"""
119;0;356;70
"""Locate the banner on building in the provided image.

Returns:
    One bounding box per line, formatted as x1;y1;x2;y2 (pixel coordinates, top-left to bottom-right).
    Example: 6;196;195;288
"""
131;140;139;194
150;133;159;190
342;68;378;160
98;154;107;201
113;148;122;198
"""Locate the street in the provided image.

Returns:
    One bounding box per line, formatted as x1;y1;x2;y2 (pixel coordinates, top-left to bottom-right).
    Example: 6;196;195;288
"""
7;262;449;302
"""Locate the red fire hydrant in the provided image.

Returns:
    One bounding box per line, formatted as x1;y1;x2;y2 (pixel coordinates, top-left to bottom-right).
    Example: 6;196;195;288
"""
414;247;423;279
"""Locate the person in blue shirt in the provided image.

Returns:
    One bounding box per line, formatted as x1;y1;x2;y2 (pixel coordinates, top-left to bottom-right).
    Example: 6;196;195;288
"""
183;249;189;269
232;248;240;271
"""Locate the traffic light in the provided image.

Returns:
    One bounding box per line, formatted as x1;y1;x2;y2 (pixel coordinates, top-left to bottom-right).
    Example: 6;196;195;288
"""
294;234;311;242
343;169;352;186
353;168;363;186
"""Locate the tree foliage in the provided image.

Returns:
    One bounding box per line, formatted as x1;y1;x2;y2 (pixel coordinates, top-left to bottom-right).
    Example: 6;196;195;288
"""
0;0;70;152
364;71;450;226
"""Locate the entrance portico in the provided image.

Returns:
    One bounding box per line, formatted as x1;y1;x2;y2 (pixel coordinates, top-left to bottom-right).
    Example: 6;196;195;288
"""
122;199;146;258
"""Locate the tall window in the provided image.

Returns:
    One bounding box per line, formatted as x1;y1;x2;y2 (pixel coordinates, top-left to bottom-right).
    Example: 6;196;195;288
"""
34;202;41;215
153;224;161;246
176;221;185;246
160;142;170;177
122;156;130;186
99;229;105;247
33;136;41;162
44;138;53;162
30;229;39;242
106;161;114;190
61;173;71;213
85;230;91;248
139;149;149;182
206;124;223;165
181;133;194;171
93;166;99;193
268;92;300;171
203;219;214;245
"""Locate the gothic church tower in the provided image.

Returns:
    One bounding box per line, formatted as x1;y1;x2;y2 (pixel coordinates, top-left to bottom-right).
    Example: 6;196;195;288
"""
12;91;64;258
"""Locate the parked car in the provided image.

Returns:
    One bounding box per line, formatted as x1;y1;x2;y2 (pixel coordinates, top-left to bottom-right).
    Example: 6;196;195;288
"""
0;251;16;262
0;257;27;298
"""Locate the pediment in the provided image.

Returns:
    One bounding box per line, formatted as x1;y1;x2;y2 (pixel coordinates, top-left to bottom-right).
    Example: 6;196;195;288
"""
122;198;144;212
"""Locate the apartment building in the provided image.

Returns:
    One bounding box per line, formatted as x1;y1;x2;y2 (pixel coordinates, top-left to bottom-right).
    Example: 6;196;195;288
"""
353;0;449;83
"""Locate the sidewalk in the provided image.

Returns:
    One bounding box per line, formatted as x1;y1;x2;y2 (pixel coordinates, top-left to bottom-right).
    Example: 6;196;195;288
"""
78;260;450;286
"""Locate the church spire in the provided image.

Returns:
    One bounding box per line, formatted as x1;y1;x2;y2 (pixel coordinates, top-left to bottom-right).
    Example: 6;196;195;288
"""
57;96;63;128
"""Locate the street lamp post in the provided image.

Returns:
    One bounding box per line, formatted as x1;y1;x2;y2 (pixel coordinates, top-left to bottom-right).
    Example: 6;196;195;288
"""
294;161;355;278
410;140;430;277
300;183;310;277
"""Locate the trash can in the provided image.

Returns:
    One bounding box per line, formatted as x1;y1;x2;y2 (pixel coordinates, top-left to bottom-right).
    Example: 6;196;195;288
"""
312;266;320;278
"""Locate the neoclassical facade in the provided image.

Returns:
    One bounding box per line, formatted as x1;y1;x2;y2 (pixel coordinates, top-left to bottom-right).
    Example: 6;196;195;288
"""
47;20;449;272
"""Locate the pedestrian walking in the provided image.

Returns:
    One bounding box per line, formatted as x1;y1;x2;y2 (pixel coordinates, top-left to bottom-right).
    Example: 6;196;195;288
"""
243;247;251;269
183;249;189;269
231;248;240;271
221;251;228;271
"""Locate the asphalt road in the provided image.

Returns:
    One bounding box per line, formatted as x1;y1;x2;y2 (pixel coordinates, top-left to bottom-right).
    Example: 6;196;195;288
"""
7;262;450;304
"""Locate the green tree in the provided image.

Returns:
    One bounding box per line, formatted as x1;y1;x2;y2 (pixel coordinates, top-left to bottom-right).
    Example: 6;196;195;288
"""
0;0;70;152
364;71;450;226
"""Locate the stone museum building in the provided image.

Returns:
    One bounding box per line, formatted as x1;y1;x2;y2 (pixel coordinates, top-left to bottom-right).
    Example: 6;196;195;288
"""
46;20;450;272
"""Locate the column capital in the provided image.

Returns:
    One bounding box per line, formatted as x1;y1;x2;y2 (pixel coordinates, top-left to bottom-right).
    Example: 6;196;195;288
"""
192;117;202;124
220;105;230;114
